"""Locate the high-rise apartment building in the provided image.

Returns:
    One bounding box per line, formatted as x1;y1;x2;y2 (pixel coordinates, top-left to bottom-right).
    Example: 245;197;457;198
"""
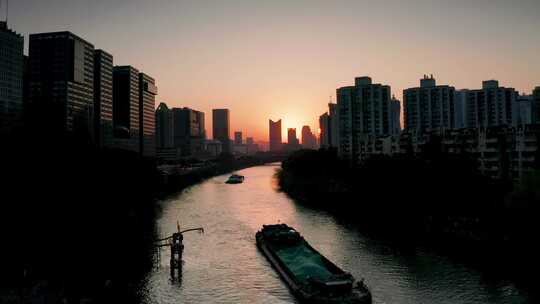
465;80;516;129
337;76;391;162
403;75;455;134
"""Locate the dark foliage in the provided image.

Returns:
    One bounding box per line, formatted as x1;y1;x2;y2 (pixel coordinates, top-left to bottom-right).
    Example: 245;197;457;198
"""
276;148;540;244
1;130;159;302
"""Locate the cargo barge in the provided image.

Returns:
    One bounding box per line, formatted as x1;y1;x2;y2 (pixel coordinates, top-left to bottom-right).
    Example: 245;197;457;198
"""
256;224;372;304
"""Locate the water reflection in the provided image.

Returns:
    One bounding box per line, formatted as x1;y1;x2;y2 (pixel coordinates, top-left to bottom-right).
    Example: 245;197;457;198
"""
142;164;532;304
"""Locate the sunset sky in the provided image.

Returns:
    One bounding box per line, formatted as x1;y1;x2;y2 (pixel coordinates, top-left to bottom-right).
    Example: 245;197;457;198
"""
8;0;540;141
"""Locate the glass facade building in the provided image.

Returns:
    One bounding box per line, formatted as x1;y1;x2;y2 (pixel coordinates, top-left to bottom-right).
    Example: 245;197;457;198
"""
29;31;95;137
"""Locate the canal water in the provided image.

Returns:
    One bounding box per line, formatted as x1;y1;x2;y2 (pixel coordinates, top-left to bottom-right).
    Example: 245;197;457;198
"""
142;164;533;304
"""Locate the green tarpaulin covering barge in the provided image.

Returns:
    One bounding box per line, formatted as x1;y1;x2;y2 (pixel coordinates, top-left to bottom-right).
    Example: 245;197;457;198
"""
256;224;372;304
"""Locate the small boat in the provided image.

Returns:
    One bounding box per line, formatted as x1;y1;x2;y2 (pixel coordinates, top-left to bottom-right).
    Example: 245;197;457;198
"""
225;174;245;184
256;224;372;304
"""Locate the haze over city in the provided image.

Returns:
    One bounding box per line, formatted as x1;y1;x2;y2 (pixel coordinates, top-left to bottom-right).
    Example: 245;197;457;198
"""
8;0;540;140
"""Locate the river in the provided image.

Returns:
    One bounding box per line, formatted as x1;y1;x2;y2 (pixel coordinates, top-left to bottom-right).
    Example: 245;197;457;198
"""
141;164;534;304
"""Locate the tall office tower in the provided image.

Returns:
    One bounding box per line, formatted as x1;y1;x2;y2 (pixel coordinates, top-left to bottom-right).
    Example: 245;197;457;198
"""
29;31;94;137
0;21;24;134
155;102;173;149
288;128;299;146
403;75;455;134
465;80;516;129
319;112;330;148
269;119;282;152
454;90;468;129
533;86;540;124
234;131;243;145
390;96;401;135
337;76;391;162
139;73;157;157
113;66;140;152
93;49;113;147
172;107;206;156
328;103;339;148
212;109;230;153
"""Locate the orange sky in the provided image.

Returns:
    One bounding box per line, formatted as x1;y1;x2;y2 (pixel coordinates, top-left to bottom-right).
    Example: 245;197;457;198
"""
11;0;540;141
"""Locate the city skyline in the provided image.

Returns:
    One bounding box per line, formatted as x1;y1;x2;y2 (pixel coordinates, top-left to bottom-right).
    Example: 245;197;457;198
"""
7;0;540;141
2;2;540;303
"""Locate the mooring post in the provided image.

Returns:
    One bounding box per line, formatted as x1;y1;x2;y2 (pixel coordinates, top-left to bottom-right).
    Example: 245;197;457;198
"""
170;232;184;279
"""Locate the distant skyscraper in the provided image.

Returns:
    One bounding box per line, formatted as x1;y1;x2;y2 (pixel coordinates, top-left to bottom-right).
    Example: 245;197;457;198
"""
155;102;173;149
337;76;391;162
93;49;113;147
403;75;455;134
288;128;297;144
301;125;317;149
172;107;206;156
213;109;230;153
113;66;140;152
269;119;282;152
29;31;94;137
390;96;401;135
0;21;24;134
139;73;157;157
246;137;254;145
465;80;516;128
234;131;243;145
533;86;540;124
